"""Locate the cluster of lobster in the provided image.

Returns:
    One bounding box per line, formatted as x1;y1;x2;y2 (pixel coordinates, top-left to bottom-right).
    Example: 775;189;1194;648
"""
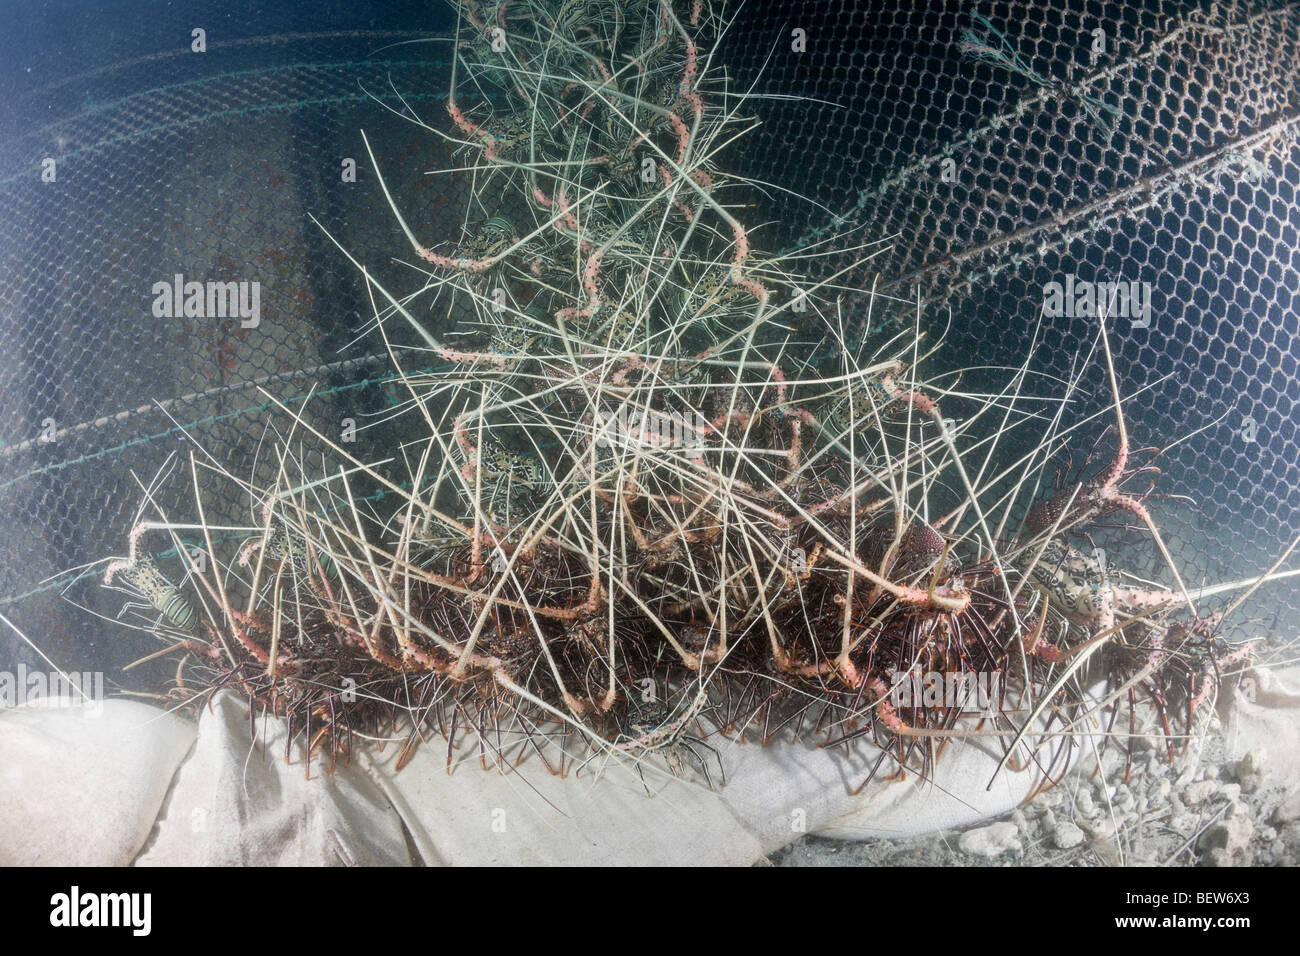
101;0;1241;784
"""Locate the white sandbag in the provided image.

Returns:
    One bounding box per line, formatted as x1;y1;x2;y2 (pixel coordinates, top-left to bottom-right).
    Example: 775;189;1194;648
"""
135;692;412;866
20;670;1296;866
1220;664;1300;790
0;696;195;866
132;691;1049;865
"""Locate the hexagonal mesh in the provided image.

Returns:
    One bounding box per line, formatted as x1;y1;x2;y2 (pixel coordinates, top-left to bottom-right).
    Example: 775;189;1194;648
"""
0;6;462;675
714;0;1300;646
0;0;1297;681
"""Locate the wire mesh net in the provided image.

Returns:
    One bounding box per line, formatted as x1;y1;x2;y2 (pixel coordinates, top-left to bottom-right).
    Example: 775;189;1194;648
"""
0;9;465;676
714;0;1300;644
0;0;1297;685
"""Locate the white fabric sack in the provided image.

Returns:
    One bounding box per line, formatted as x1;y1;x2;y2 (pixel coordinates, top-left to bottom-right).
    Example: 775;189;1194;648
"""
0;697;194;866
0;689;1048;865
6;669;1294;866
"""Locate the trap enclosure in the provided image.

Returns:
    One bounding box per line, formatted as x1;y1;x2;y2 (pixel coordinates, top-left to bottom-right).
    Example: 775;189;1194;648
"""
0;0;1297;700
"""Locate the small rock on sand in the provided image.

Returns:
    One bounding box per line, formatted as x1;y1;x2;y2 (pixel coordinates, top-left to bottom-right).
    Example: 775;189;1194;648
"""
1183;780;1217;806
1198;816;1254;867
958;822;1020;859
1053;821;1085;849
1272;791;1300;826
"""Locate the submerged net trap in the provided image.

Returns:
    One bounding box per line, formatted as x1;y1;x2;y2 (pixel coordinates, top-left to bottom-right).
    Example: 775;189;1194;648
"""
0;0;1297;790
